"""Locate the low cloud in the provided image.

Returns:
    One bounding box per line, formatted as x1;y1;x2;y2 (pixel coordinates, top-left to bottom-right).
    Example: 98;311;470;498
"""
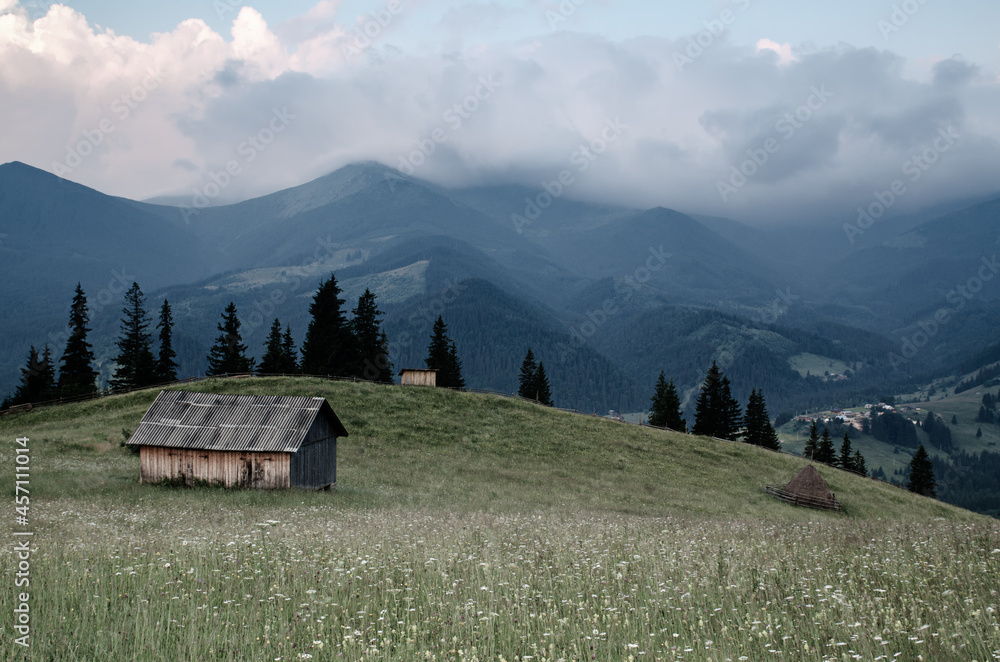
1;1;998;224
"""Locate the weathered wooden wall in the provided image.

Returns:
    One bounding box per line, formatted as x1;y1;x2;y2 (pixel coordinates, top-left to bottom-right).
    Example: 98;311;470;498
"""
400;370;437;387
290;438;337;489
139;447;290;489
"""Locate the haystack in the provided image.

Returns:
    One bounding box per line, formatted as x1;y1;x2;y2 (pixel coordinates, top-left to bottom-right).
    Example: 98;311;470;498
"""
784;465;836;508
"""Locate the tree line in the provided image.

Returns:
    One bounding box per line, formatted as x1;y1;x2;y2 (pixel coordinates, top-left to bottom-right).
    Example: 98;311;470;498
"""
647;361;783;452
2;274;468;406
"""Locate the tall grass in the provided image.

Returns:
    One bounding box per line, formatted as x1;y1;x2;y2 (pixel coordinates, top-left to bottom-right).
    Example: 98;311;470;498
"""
3;507;998;660
0;378;997;660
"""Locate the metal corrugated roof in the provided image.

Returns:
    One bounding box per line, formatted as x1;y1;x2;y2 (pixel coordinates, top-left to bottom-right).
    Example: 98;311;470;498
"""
127;390;349;453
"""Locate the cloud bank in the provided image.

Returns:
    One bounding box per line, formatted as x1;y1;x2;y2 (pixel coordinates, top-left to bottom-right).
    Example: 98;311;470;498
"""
1;1;998;224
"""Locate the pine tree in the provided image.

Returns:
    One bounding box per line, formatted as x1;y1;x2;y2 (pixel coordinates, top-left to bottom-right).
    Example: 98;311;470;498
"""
531;361;552;406
155;298;179;383
258;318;285;374
718;376;742;441
922;410;935;432
206;302;254;375
352;289;393;382
803;421;819;459
851;448;867;477
692;362;741;440
649;372;686;431
301;274;356;377
7;345;58;406
907;444;936;497
445;339;465;389
110;282;157;392
280;325;299;374
951;414;958;425
662;377;687;432
815;426;836;464
976;427;983;438
426;316;465;388
742;389;779;450
518;349;538;399
838;433;853;470
692;361;722;437
58;283;98;397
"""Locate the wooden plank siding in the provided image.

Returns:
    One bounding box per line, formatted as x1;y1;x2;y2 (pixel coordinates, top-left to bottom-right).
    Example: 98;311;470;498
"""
139;446;290;489
290;438;337;489
400;369;437;387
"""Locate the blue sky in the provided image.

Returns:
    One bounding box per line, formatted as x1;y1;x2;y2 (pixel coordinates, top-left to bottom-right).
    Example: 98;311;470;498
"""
3;0;999;221
42;0;1000;70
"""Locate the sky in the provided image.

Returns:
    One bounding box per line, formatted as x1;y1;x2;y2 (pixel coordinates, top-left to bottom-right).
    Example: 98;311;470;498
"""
2;0;999;223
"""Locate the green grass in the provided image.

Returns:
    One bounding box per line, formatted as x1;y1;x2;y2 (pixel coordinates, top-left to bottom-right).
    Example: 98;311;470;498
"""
0;377;997;660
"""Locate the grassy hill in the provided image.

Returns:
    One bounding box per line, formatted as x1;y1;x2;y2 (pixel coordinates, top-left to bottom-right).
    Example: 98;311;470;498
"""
1;377;997;661
0;376;974;521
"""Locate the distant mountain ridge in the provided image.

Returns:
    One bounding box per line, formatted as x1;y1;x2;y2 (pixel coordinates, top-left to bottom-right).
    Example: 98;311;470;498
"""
1;160;998;412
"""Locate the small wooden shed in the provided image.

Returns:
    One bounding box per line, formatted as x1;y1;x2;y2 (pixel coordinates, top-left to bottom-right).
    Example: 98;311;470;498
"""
127;390;348;490
399;368;437;387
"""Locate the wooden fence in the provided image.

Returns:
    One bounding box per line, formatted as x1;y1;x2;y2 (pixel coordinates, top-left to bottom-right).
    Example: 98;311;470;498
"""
764;485;842;512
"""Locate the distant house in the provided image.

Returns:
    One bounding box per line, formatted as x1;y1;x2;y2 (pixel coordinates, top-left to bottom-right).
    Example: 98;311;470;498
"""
399;368;437;387
127;390;348;490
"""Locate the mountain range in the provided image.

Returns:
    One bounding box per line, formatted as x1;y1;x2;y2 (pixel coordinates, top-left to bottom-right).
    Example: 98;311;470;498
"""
1;160;998;414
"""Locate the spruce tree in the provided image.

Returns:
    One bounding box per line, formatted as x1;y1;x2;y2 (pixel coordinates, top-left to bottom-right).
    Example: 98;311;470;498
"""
518;349;538;399
907;444;936;497
351;289;392;382
426;316;465;388
301;275;356;377
57;283;98;397
815;426;836;464
742;389;779;450
803;421;819;460
7;345;58;406
445;339;465;389
838;433;853;470
258;318;285;374
692;361;722;437
280;325;299;374
693;362;740;440
206;302;253;375
851;448;867;477
155;298;178;382
718;376;742;441
110;282;157;392
662;377;687;432
533;361;553;406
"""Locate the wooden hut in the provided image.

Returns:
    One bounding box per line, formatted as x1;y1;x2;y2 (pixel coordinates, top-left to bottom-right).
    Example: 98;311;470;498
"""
127;390;348;490
765;465;842;511
399;368;437;387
